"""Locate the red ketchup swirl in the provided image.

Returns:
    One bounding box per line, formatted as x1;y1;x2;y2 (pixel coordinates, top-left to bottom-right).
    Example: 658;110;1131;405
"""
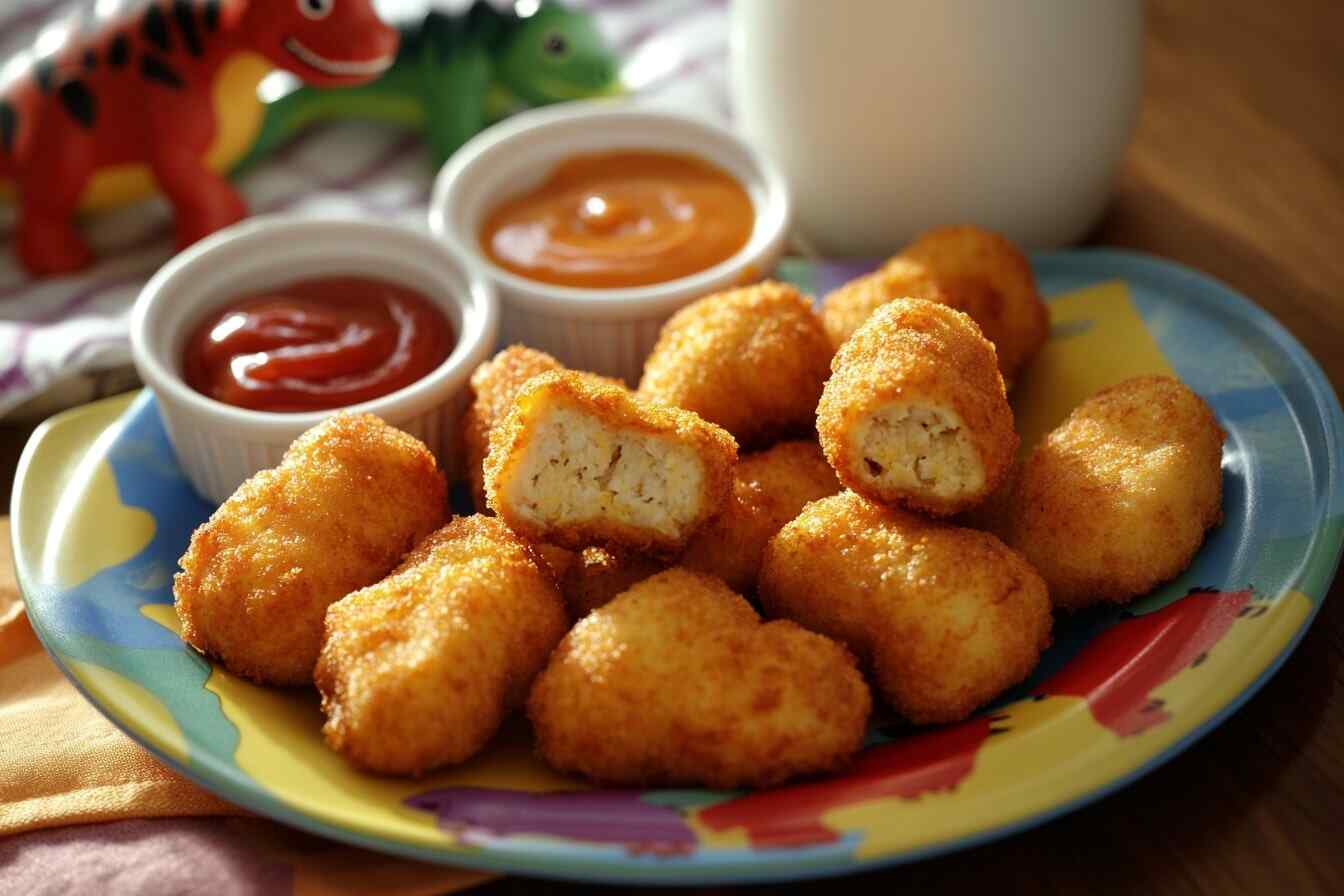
183;276;454;413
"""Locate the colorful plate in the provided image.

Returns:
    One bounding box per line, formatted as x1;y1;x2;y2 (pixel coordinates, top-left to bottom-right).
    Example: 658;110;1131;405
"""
13;251;1344;884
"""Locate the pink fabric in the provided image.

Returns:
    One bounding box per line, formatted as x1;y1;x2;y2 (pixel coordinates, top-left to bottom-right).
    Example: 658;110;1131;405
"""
0;818;292;896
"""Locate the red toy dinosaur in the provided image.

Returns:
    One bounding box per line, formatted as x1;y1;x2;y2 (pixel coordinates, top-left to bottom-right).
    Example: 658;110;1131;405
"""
0;0;398;276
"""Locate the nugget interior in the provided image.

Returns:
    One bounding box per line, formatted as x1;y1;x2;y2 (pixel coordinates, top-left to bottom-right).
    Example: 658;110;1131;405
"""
849;402;984;499
504;402;706;538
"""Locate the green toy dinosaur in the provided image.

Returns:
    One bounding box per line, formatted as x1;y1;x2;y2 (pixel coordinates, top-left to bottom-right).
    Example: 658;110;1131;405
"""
237;0;622;172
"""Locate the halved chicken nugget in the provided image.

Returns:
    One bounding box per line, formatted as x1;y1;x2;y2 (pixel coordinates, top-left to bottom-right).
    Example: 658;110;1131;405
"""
1001;375;1225;609
461;345;564;512
817;298;1017;517
174;414;446;686
485;371;737;554
528;568;871;788
760;491;1052;725
315;515;568;775
680;440;841;592
638;281;833;447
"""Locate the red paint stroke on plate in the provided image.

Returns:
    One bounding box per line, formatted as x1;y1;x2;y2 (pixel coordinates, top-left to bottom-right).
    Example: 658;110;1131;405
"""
698;716;998;849
698;588;1256;848
1037;588;1254;736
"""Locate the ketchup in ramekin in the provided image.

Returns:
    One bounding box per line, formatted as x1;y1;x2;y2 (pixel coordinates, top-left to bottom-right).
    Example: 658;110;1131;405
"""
183;276;455;413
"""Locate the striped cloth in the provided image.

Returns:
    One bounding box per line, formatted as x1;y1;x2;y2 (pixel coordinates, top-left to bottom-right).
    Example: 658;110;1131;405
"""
0;0;730;417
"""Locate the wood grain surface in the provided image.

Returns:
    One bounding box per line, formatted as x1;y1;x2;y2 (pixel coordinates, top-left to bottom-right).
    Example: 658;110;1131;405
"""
2;1;1341;893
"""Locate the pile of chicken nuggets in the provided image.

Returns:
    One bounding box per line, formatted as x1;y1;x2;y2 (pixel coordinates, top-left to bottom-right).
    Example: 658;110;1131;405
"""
174;225;1226;787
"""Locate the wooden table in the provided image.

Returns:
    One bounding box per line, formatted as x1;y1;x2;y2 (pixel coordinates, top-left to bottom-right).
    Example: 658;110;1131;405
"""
3;1;1341;892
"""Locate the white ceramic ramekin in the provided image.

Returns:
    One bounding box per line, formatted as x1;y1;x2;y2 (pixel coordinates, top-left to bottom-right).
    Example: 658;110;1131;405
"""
428;100;791;384
130;216;498;504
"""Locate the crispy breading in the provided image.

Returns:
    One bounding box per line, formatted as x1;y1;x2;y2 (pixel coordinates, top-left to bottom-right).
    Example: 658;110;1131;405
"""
759;491;1052;725
539;545;668;619
637;281;833;447
1001;375;1225;609
954;459;1021;535
528;568;871;788
462;345;565;512
533;542;667;619
680;441;840;592
485;370;737;554
817;298;1017;516
315;515;568;775
174;414;446;686
820;225;1049;384
822;263;994;350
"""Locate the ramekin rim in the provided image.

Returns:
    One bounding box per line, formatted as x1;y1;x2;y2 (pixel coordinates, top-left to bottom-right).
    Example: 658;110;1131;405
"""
426;99;792;314
129;215;500;438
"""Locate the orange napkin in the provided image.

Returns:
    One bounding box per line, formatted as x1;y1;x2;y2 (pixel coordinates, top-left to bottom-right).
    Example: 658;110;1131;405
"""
0;517;491;894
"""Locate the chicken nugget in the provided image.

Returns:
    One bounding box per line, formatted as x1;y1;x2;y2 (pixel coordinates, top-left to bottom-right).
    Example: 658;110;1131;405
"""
485;370;737;554
821;226;1047;385
817;298;1017;516
899;226;1049;381
316;515;568;775
1001;375;1225;610
462;345;564;512
680;441;841;592
638;281;833;447
820;260;991;348
174;414;446;686
759;491;1052;725
528;568;871;788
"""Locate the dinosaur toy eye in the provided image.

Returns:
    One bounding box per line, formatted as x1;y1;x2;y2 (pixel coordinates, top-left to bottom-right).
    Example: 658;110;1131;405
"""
298;0;335;20
543;34;569;57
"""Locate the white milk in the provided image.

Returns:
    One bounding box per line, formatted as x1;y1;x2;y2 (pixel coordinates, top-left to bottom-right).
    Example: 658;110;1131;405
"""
730;0;1144;253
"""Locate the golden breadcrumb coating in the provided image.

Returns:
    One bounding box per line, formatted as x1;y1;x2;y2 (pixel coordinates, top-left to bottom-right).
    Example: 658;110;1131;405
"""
485;370;737;554
899;226;1048;382
532;542;581;583
955;459;1021;535
315;515;568;775
637;281;833;447
759;491;1052;725
174;414;446;686
533;542;667;619
821;262;993;352
462;345;565;512
528;568;871;788
817;298;1017;516
1002;375;1225;610
680;441;841;592
556;546;668;618
820;225;1048;385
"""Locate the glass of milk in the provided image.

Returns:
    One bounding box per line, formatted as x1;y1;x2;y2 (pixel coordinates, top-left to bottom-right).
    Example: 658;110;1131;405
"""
730;0;1144;254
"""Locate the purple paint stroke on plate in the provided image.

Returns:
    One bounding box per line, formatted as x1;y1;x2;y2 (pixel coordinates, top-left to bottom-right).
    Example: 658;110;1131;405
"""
813;258;882;297
406;787;698;857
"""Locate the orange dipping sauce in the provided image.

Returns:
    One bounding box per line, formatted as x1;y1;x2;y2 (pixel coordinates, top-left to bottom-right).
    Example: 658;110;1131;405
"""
183;276;454;413
481;150;754;289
